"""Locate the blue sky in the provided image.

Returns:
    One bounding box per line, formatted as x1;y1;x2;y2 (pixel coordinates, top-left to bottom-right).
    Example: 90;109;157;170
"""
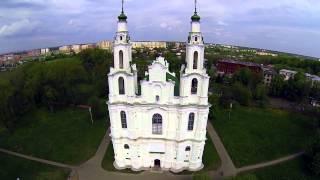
0;0;320;57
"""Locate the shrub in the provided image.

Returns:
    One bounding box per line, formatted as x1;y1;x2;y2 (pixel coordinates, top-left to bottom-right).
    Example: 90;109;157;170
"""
88;96;106;120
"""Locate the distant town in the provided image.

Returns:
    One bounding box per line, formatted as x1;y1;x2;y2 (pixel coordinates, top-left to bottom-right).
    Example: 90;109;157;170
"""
1;40;319;71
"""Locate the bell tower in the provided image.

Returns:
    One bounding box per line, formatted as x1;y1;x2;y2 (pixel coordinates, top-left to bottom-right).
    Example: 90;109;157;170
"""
180;0;209;105
185;0;205;73
113;0;132;72
108;0;137;100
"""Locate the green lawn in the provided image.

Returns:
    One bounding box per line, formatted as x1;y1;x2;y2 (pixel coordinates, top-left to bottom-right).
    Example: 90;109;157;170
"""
0;153;70;180
212;106;316;167
0;108;107;165
101;134;220;174
232;157;319;180
202;134;221;171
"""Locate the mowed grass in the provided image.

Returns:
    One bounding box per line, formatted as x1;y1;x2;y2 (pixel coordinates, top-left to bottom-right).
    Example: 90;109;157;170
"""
0;108;107;165
202;134;221;171
212;106;316;167
101;134;221;174
232;157;319;180
0;153;70;180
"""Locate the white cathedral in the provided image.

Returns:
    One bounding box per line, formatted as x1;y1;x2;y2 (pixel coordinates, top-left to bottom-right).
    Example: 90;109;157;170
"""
107;1;210;172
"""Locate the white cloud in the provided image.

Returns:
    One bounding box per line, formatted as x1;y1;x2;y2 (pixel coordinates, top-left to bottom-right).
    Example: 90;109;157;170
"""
0;19;38;37
217;20;228;26
160;22;168;29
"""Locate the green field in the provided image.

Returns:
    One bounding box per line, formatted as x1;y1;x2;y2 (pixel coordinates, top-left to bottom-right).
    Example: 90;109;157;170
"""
101;134;221;173
202;134;221;171
212;106;316;167
0;153;70;180
0;108;107;165
232;157;319;180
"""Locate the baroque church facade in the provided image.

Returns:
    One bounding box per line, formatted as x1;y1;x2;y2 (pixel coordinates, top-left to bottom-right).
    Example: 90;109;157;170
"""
107;2;210;172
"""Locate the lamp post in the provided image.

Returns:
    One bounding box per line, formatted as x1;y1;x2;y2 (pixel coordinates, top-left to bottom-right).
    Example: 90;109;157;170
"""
229;102;233;120
89;107;93;124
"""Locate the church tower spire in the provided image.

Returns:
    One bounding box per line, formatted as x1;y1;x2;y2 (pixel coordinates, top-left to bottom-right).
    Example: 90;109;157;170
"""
191;0;201;22
185;0;204;72
108;0;137;99
118;0;127;22
114;0;132;71
179;0;209;105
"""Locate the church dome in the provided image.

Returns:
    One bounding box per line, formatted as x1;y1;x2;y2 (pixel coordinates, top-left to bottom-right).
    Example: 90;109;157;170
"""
191;12;200;22
118;12;127;21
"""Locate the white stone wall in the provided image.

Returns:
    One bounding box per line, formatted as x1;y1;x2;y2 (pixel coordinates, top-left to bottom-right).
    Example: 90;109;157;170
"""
112;138;205;171
107;12;210;172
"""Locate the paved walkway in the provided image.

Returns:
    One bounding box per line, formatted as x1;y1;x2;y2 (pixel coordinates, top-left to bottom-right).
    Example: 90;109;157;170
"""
0;122;304;180
0;148;75;169
237;152;304;173
206;122;237;177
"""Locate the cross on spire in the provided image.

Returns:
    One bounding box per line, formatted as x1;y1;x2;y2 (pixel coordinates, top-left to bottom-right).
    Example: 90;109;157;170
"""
194;0;197;14
118;0;127;21
191;0;200;21
121;0;124;13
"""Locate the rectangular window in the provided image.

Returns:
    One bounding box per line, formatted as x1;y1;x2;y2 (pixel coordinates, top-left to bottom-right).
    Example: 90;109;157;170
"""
152;123;162;134
188;119;194;131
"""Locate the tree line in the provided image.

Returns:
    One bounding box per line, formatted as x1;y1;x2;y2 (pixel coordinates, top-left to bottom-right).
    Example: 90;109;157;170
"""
0;48;112;131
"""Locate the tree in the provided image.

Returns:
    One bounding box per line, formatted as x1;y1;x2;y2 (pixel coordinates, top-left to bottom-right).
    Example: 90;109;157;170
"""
269;74;285;97
79;48;111;72
232;82;252;106
0;79;14;130
310;82;320;101
219;86;234;108
283;72;311;102
233;68;252;87
88;96;105;120
253;83;268;107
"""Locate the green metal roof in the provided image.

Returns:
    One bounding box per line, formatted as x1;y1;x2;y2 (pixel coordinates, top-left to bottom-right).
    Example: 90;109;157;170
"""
118;12;127;21
166;73;180;96
191;12;200;21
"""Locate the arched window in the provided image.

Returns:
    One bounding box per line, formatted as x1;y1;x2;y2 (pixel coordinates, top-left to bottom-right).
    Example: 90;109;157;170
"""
185;146;191;151
193;51;198;69
156;95;160;102
120;36;123;41
191;78;198;94
119;50;124;69
120;111;127;128
152;114;162;135
195;37;198;42
124;144;129;149
118;77;125;95
188;113;195;131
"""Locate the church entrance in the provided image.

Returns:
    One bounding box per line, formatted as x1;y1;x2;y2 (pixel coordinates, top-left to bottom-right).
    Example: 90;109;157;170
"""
154;159;161;168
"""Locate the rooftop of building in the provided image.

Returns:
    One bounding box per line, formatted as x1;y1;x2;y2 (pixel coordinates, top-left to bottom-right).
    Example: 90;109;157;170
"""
279;69;298;73
218;59;262;67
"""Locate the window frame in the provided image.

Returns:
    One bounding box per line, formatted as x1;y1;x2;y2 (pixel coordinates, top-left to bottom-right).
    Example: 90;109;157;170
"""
191;78;198;95
188;113;195;131
118;77;125;95
152;114;163;135
193;51;198;69
124;144;129;149
119;50;124;69
120;111;127;129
